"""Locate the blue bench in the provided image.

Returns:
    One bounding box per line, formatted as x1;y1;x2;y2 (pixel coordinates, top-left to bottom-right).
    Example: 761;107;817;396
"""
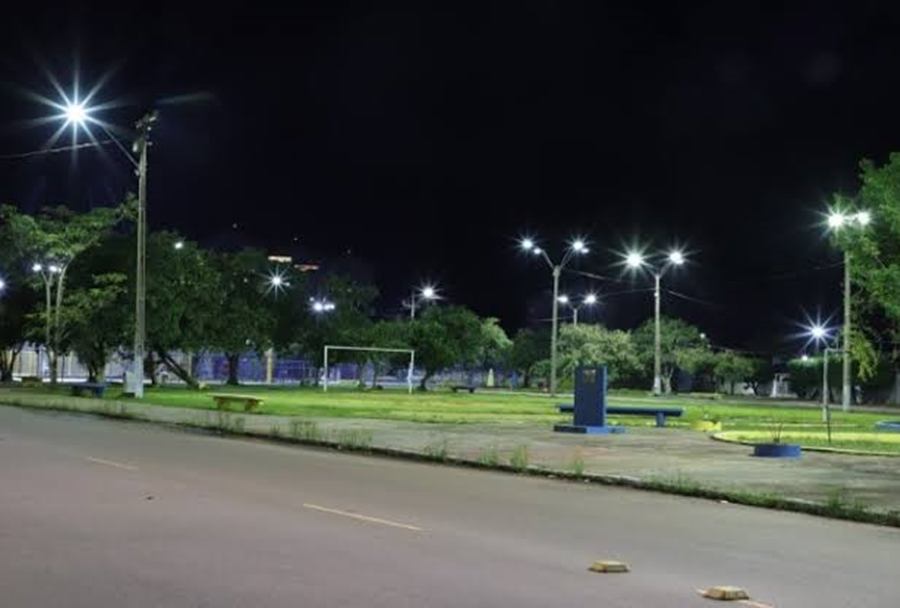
70;382;108;398
557;404;683;428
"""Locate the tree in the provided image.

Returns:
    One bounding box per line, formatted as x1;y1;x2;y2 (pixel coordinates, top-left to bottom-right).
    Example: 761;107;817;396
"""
509;328;548;388
407;305;484;390
713;351;756;395
556;324;639;387
745;357;773;396
208;248;277;385
832;153;900;398
61;273;129;382
142;232;221;387
633;316;706;393
366;320;412;388
0;203;132;384
0;224;41;381
475;317;512;370
284;274;379;383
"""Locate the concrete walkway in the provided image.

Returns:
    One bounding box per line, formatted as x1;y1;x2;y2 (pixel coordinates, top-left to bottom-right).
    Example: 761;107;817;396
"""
2;389;899;514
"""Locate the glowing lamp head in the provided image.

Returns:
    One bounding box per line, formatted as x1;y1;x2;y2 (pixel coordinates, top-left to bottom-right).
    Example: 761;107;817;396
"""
0;278;5;291
270;276;284;287
571;239;587;253
827;212;847;230
32;263;43;273
520;238;535;252
801;354;810;362
556;295;570;304
532;246;542;256
420;285;436;300
48;265;60;274
65;103;88;125
809;325;828;341
584;293;598;305
855;211;872;226
625;251;645;269
668;250;685;266
174;241;185;250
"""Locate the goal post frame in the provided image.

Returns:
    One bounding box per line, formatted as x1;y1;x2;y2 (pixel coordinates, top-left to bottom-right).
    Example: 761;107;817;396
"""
323;345;416;394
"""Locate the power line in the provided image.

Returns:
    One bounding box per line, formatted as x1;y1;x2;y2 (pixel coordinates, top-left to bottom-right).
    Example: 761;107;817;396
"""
0;139;113;160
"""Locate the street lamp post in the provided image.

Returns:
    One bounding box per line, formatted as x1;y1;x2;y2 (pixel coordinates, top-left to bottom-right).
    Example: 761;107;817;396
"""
520;237;589;396
557;293;598;326
57;100;158;397
406;285;437;319
625;249;686;396
827;209;870;413
32;262;66;383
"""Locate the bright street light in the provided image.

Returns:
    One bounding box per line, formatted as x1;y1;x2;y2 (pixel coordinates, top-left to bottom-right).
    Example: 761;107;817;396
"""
64;102;88;126
407;283;440;319
825;206;871;412
623;245;691;395
827;211;846;230
556;294;570;304
519;234;590;394
174;240;185;250
625;251;645;269
312;299;336;313
808;323;829;342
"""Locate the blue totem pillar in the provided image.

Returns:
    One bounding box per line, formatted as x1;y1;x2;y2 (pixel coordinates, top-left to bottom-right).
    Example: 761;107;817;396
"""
554;365;625;434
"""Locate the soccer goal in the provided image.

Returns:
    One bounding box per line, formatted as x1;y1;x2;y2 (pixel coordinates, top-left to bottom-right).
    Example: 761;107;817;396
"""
322;345;416;394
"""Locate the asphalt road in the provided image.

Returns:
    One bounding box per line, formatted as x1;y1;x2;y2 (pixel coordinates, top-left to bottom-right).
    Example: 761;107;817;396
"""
1;405;898;607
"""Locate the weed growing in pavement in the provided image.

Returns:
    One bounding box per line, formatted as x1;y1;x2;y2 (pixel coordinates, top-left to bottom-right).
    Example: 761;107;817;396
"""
335;429;374;450
510;444;530;472
568;450;586;477
290;420;323;442
477;446;500;467
423;438;450;462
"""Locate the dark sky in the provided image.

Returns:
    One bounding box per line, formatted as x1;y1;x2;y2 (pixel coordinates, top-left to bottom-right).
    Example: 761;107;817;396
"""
3;2;900;352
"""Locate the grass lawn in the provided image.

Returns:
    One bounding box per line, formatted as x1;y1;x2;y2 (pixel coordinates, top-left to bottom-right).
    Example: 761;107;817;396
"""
6;383;898;453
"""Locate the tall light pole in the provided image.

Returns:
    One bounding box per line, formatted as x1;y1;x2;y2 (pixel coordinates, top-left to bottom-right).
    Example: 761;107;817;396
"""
625;249;687;396
827;209;870;412
557;292;598;326
406;284;438;319
58;99;158;397
130;111;157;398
520;237;589;396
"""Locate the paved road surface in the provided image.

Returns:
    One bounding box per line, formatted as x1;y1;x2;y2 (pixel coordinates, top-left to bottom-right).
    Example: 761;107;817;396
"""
1;405;897;607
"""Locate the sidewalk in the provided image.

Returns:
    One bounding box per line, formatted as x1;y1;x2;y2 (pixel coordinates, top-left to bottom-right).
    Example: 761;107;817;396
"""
3;389;899;517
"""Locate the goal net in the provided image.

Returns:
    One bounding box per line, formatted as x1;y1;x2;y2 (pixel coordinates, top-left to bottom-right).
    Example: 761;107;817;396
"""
322;345;416;394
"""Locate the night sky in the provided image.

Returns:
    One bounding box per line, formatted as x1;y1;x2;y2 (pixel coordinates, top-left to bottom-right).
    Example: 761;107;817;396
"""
3;2;900;353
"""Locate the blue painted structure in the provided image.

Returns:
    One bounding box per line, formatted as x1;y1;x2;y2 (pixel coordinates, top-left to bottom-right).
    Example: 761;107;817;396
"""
752;443;802;458
557;404;683;427
875;420;900;432
554;366;625;435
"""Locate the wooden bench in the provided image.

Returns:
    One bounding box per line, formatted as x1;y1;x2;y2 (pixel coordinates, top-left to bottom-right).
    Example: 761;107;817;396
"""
211;393;264;412
21;375;42;388
450;385;477;394
70;382;108;398
557;404;684;428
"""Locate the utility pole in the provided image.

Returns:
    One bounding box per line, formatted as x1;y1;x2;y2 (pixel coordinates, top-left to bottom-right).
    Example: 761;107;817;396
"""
842;251;852;412
550;265;561;396
653;273;662;396
131;110;157;398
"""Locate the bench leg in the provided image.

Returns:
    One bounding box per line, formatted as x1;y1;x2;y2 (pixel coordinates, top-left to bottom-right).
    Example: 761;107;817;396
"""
655;412;666;427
